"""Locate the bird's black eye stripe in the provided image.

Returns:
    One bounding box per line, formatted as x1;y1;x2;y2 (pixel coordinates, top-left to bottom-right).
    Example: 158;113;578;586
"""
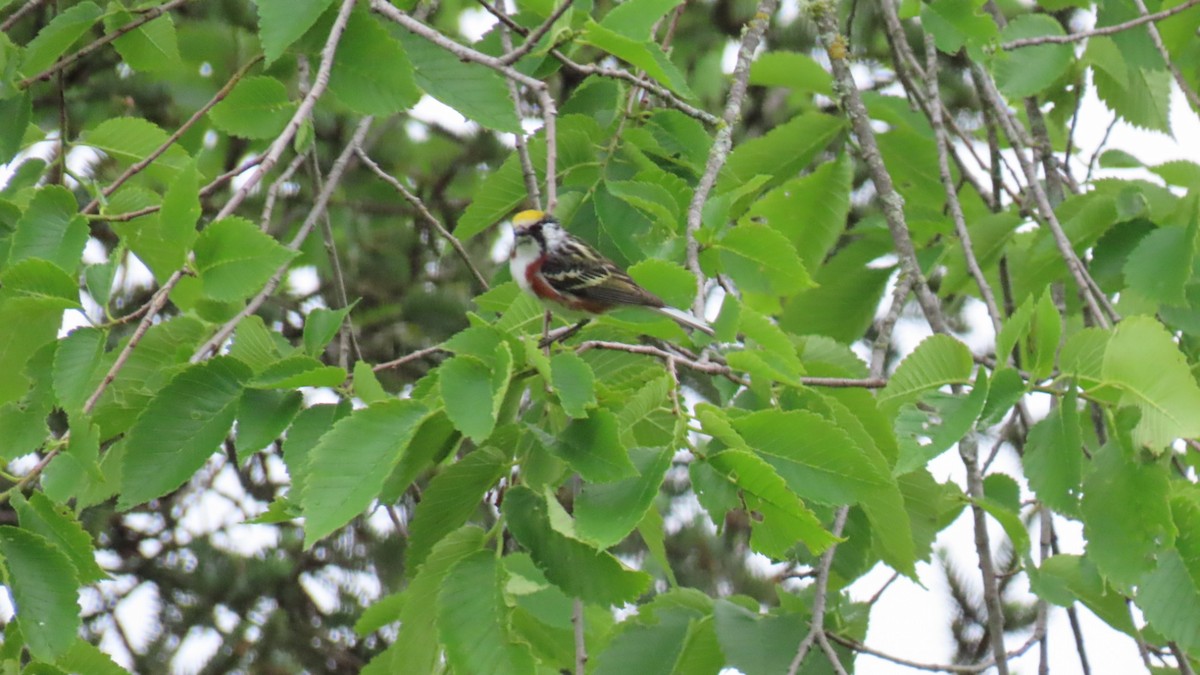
517;221;546;248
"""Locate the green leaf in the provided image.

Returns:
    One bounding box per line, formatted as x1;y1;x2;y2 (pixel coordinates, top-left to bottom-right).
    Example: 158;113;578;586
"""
1023;390;1083;516
246;356;344;389
575;447;671;549
877;334;973;415
0;258;79;308
712;600;808;675
397;31;521;133
152;160;201;279
8;185;88;273
407;447;508;571
552;408;638;482
1138;549;1200;653
716;224;812;297
118;357;251;509
1029;554;1136;635
303;305;353;356
352;360;388;404
13;492;106;584
1030;291;1061;380
81;117;190;179
894;381;989;475
440;355;501;442
438;552;536;674
208;76;297;139
330;10;420;116
592;605;693;675
1088;37;1172;133
43;415;102;504
235;389;302;461
105;5;181;72
616;375;672;448
57;639;131;675
281;402;348;499
779;240;893;343
1124;223;1195;306
706;450;836;557
749;51;833;95
717;113;844;193
627;258;696;310
502;486;652;605
733;409;897;506
600;0;684;39
550;352;596;418
921;0;996;55
746;154;851;271
0;90;31;163
1102;316;1200;450
1081;440;1174;589
578;20;693;98
991;14;1073;98
0;526;80;662
301;399;430;546
254;0;335;64
193;216;298;302
455;152;531;241
19;1;103;76
373;526;485;675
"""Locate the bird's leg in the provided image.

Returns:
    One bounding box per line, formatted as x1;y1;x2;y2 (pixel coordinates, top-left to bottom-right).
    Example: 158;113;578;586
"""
538;318;591;348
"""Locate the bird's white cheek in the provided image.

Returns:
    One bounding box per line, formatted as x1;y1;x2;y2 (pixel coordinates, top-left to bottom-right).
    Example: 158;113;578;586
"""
509;241;539;295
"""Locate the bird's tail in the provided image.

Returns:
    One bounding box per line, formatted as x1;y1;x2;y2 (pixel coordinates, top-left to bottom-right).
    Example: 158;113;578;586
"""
654;306;715;336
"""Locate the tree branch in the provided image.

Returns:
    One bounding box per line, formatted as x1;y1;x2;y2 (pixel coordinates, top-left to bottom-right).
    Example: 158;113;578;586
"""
191;117;373;362
925;35;1003;336
357;148;491;291
369;0;558;208
813;4;948;335
1001;0;1200;49
19;0;196;87
786;507;850;675
83;55;264;215
497;1;572;65
685;0;778;318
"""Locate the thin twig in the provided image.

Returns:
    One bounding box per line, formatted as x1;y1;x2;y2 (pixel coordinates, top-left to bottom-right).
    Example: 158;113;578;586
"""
871;274;912;379
813;6;948;335
373;345;445;372
827;630;1040;674
685;0;778;317
925;35;1003;336
357;149;490;291
573;597;586;675
82;55;264;215
191;117;373;362
958;435;1011;675
1001;0;1200;48
786;507;850;675
370;1;557;209
1170;643;1196;675
98;157;265;223
309;150;363;368
473;0;719;126
20;0;196;87
261;152;311;232
0;0;47;32
498;19;542;209
219;0;357;220
497;1;572;65
971;63;1112;329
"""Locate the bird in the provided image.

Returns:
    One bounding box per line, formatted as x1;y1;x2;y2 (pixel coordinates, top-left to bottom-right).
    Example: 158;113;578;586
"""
508;209;714;337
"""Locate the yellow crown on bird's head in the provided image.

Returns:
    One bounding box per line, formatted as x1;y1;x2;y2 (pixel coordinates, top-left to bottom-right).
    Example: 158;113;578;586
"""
512;209;549;232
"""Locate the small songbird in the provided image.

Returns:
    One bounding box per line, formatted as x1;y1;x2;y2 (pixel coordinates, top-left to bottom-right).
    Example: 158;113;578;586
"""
508;209;714;336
